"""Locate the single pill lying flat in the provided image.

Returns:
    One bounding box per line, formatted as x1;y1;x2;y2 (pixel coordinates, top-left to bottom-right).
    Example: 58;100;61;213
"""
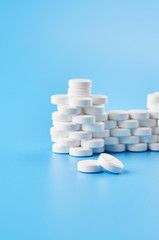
69;131;92;140
139;119;156;127
69;79;92;88
108;110;129;121
129;110;149;120
83;105;105;115
104;120;117;129
57;105;81;115
92;95;108;105
148;143;159;151
131;127;152;136
81;138;104;148
72;115;96;124
92;129;109;138
82;122;104;132
97;153;124;173
77;160;103;173
57;137;80;147
70;147;93;157
69;97;92;107
105;144;126;152
140;135;157;143
96;113;108;122
119;136;139;144
68;88;91;97
51;94;70;105
127;143;147;152
110;128;130;137
52;144;69;153
104;137;119;145
52;112;72;122
117;120;139;128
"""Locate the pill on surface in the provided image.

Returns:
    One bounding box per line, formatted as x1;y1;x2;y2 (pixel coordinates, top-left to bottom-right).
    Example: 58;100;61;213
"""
129;110;149;120
97;153;124;173
105;144;126;152
108;110;129;121
118;120;139;128
92;95;108;105
69;79;92;89
127;143;147;152
81;138;104;148
72;115;96;124
148;143;159;151
51;94;70;105
77;160;103;173
52;144;69;153
70;147;93;157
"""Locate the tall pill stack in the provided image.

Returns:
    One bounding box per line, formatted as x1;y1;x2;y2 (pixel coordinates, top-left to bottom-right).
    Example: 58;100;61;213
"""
50;80;159;155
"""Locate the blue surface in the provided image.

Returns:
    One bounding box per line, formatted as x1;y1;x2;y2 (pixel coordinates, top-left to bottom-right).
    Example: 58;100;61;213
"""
0;0;159;239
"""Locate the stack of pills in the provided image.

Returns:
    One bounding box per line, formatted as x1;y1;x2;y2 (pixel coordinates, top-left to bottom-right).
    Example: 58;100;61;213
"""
50;79;159;156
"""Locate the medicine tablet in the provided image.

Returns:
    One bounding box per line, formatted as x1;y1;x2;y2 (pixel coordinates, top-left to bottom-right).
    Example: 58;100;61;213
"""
131;127;152;136
81;138;104;148
92;129;109;138
52;143;69;153
152;127;159;134
53;122;80;131
50;127;69;137
83;105;105;115
96;113;108;122
108;110;129;121
118;120;139;128
57;105;81;115
127;143;147;152
57;137;80;147
77;160;103;173
147;92;159;103
140;135;157;143
104;120;117;129
72;115;96;124
139;119;156;127
82;122;104;132
119;136;139;144
69;131;92;140
69;147;93;157
148;143;159;151
52;112;72;122
68;88;91;97
105;144;126;152
69;97;92;107
51;94;70;105
148;111;159;119
69;79;92;89
104;137;119;145
92;95;108;105
92;146;105;154
97;153;124;173
129;110;149;120
110;128;130;137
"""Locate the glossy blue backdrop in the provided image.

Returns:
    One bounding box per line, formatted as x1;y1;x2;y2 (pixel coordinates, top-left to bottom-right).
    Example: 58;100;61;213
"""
0;0;159;239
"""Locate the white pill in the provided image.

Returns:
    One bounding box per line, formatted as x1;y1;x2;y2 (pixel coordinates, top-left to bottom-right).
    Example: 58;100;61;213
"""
131;127;152;136
92;146;105;153
96;113;108;122
139;119;156;127
108;110;129;121
110;128;130;137
77;160;103;173
69;131;92;140
140;135;158;143
68;88;91;97
53;122;80;131
148;111;159;119
72;115;95;124
81;138;104;148
97;153;124;173
50;127;69;137
129;110;149;119
105;144;126;152
69;97;92;107
57;137;80;147
82;122;104;132
92;95;108;105
83;105;105;115
104;120;117;129
104;137;119;145
52;143;69;153
69;79;92;89
152;126;159;134
57;105;81;115
127;143;147;152
118;120;139;128
70;147;93;157
52;112;72;122
147;92;159;103
51;94;70;105
148;143;159;151
119;136;139;144
92;129;109;138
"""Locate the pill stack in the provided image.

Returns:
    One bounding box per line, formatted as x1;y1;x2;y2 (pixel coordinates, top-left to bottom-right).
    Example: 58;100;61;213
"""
50;79;159;156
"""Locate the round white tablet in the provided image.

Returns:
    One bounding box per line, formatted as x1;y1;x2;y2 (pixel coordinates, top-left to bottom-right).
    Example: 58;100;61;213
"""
52;112;72;122
92;146;105;154
69;79;92;89
97;153;124;173
104;137;119;145
69;131;92;140
50;127;69;137
83;105;105;115
131;127;152;136
92;129;109;138
57;137;80;147
92;95;108;105
148;143;159;151
53;122;80;131
105;144;126;152
57;105;81;115
77;160;103;173
51;94;69;105
139;119;156;127
119;136;139;144
70;147;93;157
104;120;117;129
148;111;159;119
152;127;159;134
127;143;147;152
108;110;129;121
129;110;149;120
140;135;157;143
68;88;91;97
52;143;69;153
110;128;130;137
81;138;104;148
69;97;92;107
72;115;96;124
117;120;139;128
82;122;104;132
96;113;108;122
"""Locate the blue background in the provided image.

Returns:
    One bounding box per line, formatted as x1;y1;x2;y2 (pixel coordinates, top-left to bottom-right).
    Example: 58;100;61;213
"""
0;0;159;239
